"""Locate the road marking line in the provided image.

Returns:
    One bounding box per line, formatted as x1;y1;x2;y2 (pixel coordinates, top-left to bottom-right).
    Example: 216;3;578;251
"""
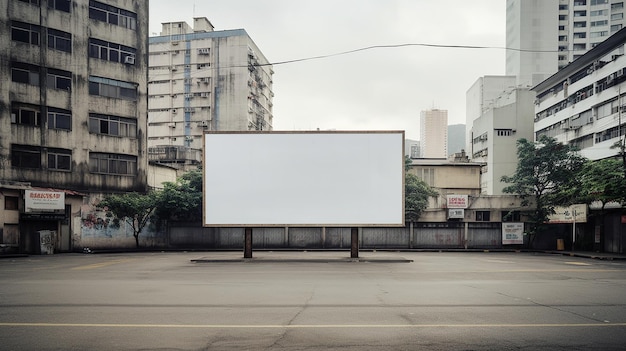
1;322;625;329
565;262;592;266
71;259;137;270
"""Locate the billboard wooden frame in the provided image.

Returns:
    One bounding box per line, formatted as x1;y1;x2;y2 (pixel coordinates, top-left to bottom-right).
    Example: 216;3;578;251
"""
202;130;405;227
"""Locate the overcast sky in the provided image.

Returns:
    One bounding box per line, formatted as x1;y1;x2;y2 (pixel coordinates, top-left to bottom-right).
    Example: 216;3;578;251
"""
149;0;506;140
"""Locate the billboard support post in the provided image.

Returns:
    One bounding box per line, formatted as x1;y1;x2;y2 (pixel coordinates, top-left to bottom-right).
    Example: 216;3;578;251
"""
244;228;253;258
351;227;359;258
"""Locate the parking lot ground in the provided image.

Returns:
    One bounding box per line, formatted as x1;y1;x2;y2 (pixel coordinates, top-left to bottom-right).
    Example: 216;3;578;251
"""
1;251;626;350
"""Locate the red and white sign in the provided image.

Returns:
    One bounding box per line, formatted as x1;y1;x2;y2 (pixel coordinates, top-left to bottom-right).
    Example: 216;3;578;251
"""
446;195;468;209
25;190;65;212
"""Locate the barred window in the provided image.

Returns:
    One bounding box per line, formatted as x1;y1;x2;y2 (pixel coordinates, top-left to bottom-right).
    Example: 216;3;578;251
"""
48;0;70;13
88;38;136;64
88;76;137;100
48;148;72;171
89;0;137;30
48;108;72;130
89;113;137;137
11;103;42;126
11;21;40;45
48;28;72;52
11;145;41;169
89;153;137;175
47;68;72;90
11;62;40;85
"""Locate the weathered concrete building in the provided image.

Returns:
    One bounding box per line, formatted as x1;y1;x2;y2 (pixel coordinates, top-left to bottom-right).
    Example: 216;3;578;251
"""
148;18;274;166
1;0;149;253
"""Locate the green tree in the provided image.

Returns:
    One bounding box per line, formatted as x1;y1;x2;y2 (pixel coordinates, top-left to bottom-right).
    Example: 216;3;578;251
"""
99;192;157;248
405;156;438;222
154;169;203;222
501;136;586;247
573;158;626;205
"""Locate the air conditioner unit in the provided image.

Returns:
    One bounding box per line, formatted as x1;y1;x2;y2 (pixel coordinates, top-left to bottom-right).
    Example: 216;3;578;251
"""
124;56;135;65
198;48;210;55
168;123;176;128
199;120;209;128
171;41;179;46
171;66;178;71
200;92;209;98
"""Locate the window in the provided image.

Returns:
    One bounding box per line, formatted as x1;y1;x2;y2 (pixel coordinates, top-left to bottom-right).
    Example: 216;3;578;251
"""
591;20;608;26
573;43;587;51
501;211;521;222
574;10;587;17
89;113;137;137
11;21;40;45
495;129;514;136
89;0;137;30
574;21;587;28
48;108;72;130
612;13;624;20
559;15;568;20
47;68;72;90
89;76;137;100
591;9;608;16
590;31;609;38
476;211;490;222
47;28;72;52
4;196;19;211
88;38;136;64
89;153;137;175
612;24;623;32
48;0;70;12
559;5;568;10
596;99;619;119
11;145;41;169
11;62;40;85
574;32;587;39
415;168;435;186
612;2;624;10
11;103;42;126
18;0;40;4
48;148;72;171
591;0;608;4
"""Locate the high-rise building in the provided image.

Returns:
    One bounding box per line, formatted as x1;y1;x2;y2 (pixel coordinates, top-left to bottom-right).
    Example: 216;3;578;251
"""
147;18;274;166
1;0;149;252
506;0;626;87
533;27;626;161
420;109;448;159
506;0;560;87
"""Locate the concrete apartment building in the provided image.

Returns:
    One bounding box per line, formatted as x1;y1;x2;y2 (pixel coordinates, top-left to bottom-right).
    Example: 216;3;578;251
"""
148;18;274;166
533;27;626;160
1;0;149;253
466;0;626;194
419;109;448;159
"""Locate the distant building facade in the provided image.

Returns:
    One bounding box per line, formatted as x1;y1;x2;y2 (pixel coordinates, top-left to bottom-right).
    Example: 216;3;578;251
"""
1;0;149;253
420;109;448;158
533;27;626;160
147;18;274;166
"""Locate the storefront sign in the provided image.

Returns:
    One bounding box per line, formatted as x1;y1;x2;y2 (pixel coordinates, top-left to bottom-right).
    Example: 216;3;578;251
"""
448;209;464;219
25;190;65;212
548;204;587;223
447;195;468;209
502;222;524;245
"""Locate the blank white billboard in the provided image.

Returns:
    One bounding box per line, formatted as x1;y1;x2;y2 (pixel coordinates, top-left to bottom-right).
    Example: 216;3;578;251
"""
203;131;405;227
